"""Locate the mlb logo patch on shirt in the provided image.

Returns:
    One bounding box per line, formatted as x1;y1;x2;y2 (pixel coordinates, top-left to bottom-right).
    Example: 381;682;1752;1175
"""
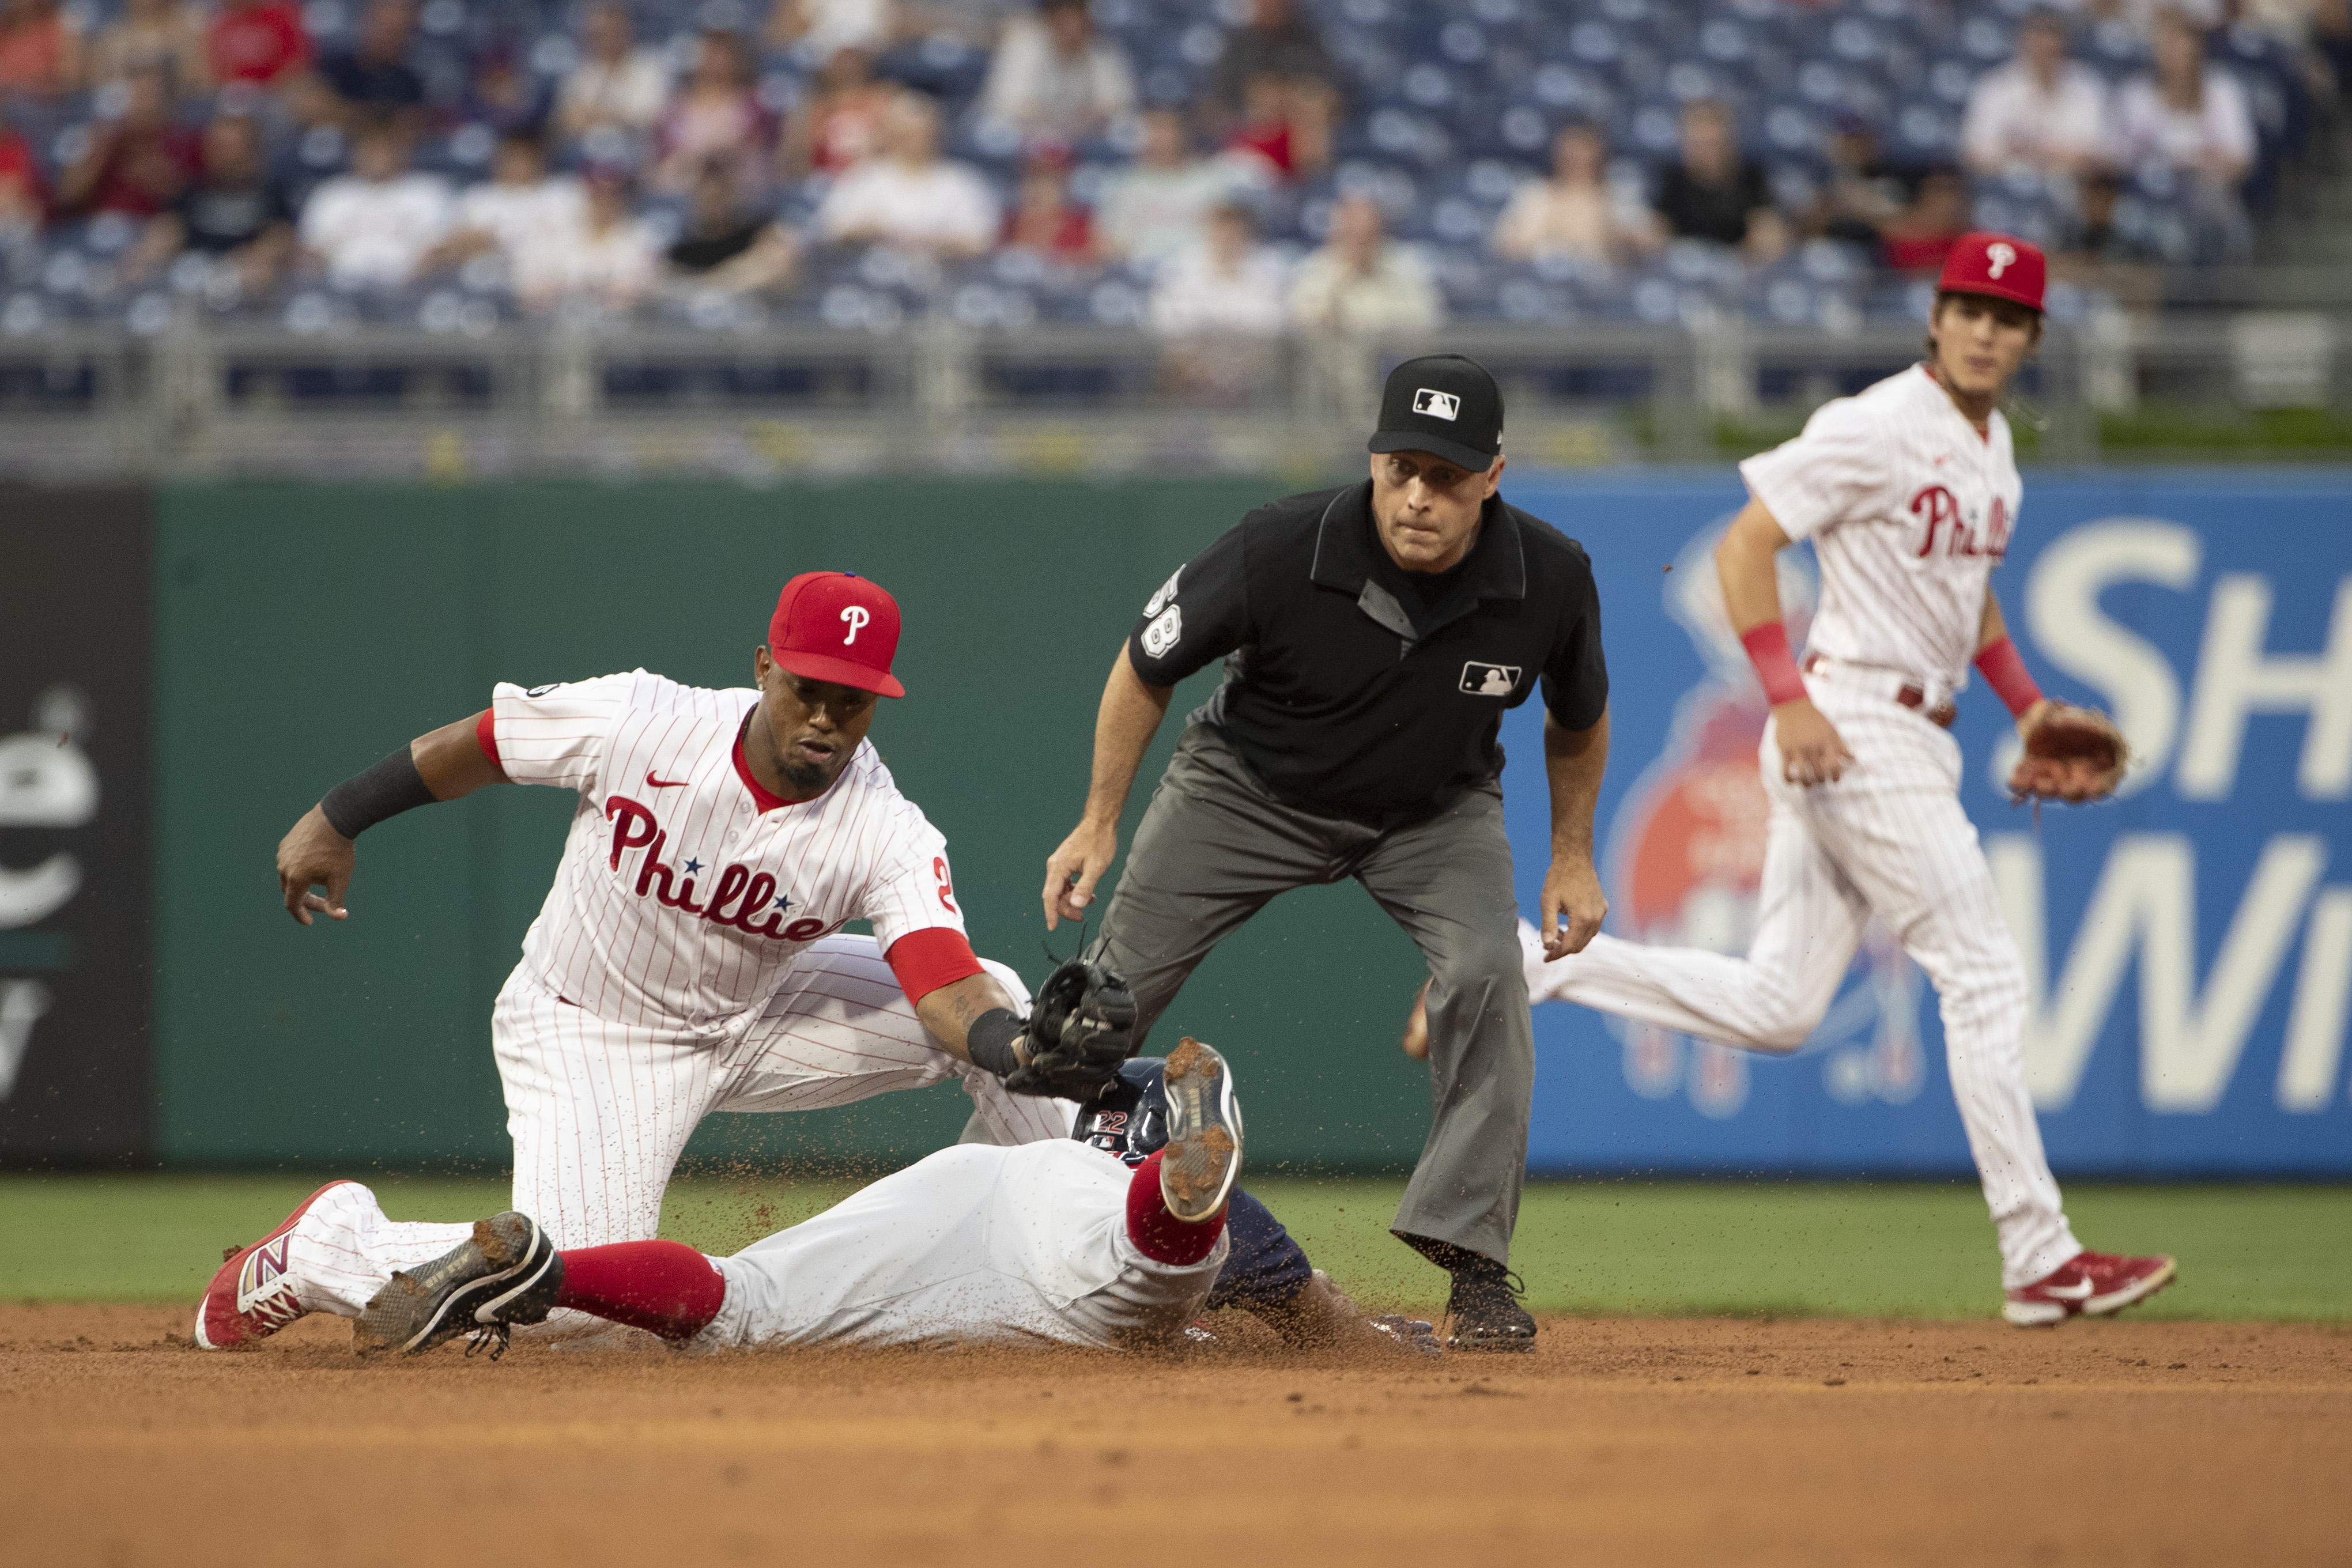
1459;662;1520;697
1413;388;1461;421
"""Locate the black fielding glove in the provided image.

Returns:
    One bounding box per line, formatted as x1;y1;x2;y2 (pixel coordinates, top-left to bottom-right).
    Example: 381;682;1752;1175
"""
1003;957;1137;1100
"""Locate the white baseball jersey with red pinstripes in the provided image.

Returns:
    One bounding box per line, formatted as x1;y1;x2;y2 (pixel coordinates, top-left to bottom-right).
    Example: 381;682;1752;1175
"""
225;668;1073;1335
1739;362;2022;700
1534;362;2090;1295
495;670;962;1027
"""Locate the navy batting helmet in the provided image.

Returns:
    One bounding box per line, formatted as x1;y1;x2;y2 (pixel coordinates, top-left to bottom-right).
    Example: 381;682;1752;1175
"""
1071;1057;1172;1166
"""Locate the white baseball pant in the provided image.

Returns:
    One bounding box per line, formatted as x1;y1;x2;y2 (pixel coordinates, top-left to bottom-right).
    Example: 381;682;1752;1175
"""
699;1140;1229;1352
1534;679;2081;1289
278;936;1074;1321
494;933;1074;1252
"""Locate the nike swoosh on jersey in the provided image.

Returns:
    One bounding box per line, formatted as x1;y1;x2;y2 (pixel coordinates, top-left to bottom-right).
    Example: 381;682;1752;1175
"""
647;772;688;788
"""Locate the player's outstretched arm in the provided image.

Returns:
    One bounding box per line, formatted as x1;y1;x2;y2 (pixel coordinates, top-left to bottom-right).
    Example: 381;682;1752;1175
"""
277;712;511;925
1716;498;1853;787
1043;644;1175;930
913;970;1031;1068
1537;709;1609;961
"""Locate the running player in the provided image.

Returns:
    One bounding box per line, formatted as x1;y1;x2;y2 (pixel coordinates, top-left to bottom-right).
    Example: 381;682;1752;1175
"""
1415;236;2173;1327
221;572;1126;1348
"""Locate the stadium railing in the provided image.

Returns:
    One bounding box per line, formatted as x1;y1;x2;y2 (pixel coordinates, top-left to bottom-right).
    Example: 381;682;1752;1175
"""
2;312;2345;477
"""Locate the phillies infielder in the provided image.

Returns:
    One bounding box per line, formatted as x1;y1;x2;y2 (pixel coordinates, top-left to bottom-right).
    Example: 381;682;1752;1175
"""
201;572;1128;1348
1428;236;2172;1326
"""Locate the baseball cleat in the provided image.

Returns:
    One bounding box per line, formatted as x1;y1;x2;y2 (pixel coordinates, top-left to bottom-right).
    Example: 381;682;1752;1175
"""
1158;1036;1241;1223
353;1212;564;1359
1369;1316;1444;1357
2003;1250;2177;1327
1445;1261;1538;1353
192;1179;362;1350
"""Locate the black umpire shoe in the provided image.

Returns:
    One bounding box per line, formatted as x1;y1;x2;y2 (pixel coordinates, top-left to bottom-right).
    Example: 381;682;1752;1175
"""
354;1211;564;1360
1445;1259;1538;1354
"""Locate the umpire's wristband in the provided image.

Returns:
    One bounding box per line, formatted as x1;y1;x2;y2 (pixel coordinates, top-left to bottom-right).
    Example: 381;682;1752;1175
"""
319;746;438;840
966;1008;1026;1078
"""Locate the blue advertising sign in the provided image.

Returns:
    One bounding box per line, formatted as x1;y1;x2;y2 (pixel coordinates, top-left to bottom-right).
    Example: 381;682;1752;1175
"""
1500;471;2352;1176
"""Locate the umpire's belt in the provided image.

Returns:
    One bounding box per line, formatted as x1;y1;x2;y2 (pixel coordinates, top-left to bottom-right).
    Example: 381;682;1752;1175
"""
1802;653;1958;728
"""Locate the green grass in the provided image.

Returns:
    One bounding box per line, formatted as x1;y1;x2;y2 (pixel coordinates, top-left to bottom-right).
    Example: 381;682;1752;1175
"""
3;1174;2346;1321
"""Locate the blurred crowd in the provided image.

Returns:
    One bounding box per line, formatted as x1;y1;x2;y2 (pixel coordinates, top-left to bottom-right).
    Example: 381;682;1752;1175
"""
0;0;2342;335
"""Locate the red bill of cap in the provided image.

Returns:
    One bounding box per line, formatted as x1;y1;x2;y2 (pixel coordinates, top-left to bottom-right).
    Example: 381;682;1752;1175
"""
1936;231;2046;312
768;572;905;697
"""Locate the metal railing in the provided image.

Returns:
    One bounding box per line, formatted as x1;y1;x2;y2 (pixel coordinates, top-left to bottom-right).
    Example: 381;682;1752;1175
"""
2;313;2345;479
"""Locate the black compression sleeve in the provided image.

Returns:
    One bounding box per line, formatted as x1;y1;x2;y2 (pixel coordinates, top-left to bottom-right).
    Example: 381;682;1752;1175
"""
319;745;437;839
965;1008;1025;1077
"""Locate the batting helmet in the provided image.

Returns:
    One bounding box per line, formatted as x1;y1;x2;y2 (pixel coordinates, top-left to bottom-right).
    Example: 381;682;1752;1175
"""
1071;1057;1175;1165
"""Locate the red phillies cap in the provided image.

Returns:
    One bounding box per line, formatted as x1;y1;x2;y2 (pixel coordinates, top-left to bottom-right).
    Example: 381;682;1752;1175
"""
768;572;905;697
1937;232;2046;312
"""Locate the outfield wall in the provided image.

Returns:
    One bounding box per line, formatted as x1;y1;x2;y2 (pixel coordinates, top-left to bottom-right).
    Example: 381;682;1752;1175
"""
2;472;2347;1174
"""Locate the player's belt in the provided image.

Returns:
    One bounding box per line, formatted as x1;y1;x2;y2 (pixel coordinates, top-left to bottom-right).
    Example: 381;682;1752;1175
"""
1802;653;1958;728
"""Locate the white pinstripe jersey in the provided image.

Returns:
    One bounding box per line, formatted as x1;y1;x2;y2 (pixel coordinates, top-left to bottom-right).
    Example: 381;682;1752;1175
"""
493;670;965;1030
1739;364;2021;696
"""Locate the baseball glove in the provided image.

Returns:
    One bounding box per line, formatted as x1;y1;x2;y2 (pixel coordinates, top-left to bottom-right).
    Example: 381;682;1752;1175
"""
2009;702;2129;804
1005;956;1137;1100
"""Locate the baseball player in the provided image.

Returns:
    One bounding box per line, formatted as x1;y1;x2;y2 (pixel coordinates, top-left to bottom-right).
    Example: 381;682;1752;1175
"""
194;1042;1440;1359
1411;236;2169;1328
217;572;1134;1349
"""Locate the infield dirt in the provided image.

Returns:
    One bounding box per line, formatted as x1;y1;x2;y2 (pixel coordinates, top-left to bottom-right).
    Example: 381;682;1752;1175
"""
3;1303;2346;1568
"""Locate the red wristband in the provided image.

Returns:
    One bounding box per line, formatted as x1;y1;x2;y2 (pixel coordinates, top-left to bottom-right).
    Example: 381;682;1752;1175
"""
1973;635;2044;718
1739;622;1809;707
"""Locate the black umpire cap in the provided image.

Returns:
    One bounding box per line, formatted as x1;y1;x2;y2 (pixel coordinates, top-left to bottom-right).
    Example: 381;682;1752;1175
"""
1367;353;1504;474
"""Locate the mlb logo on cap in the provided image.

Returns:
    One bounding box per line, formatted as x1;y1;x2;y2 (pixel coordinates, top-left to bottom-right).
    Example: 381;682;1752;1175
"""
1371;354;1505;473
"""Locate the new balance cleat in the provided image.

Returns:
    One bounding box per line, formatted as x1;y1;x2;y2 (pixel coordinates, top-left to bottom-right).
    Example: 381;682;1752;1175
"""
354;1212;564;1359
1447;1260;1538;1353
2004;1250;2177;1327
1158;1036;1242;1223
192;1180;361;1350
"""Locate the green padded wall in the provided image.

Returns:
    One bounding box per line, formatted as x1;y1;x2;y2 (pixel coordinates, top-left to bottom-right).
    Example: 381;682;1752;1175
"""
154;478;1447;1172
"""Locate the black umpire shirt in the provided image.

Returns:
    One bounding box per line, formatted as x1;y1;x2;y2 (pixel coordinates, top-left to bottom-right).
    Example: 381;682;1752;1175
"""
1126;480;1608;824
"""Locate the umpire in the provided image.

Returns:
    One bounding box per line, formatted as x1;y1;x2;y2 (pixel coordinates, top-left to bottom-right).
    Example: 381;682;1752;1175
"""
1041;354;1610;1352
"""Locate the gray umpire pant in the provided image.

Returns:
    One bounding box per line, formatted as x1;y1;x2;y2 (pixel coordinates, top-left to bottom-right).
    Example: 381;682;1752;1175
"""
1087;721;1532;1266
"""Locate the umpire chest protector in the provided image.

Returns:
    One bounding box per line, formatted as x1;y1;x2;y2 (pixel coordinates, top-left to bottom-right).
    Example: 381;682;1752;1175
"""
1127;481;1608;823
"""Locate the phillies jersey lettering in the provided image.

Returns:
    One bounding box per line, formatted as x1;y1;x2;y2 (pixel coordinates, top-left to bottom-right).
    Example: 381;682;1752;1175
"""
1738;364;2024;695
493;670;964;1029
602;795;852;943
1909;485;2010;561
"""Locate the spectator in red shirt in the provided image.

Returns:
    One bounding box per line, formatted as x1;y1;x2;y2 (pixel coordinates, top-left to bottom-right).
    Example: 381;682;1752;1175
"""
0;0;85;97
1001;148;1096;263
777;43;888;177
207;0;309;87
0;114;43;232
1878;166;1972;274
1224;70;1332;182
55;64;202;215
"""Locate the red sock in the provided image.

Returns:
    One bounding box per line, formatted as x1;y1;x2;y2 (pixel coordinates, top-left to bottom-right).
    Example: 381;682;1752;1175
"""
553;1241;727;1340
1124;1151;1225;1265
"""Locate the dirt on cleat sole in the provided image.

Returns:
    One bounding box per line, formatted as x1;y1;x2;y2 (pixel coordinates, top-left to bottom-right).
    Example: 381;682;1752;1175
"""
1160;1036;1241;1223
353;1214;556;1359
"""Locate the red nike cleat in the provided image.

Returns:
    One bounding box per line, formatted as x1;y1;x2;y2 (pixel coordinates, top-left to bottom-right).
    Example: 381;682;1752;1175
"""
192;1180;359;1350
2004;1249;2177;1327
